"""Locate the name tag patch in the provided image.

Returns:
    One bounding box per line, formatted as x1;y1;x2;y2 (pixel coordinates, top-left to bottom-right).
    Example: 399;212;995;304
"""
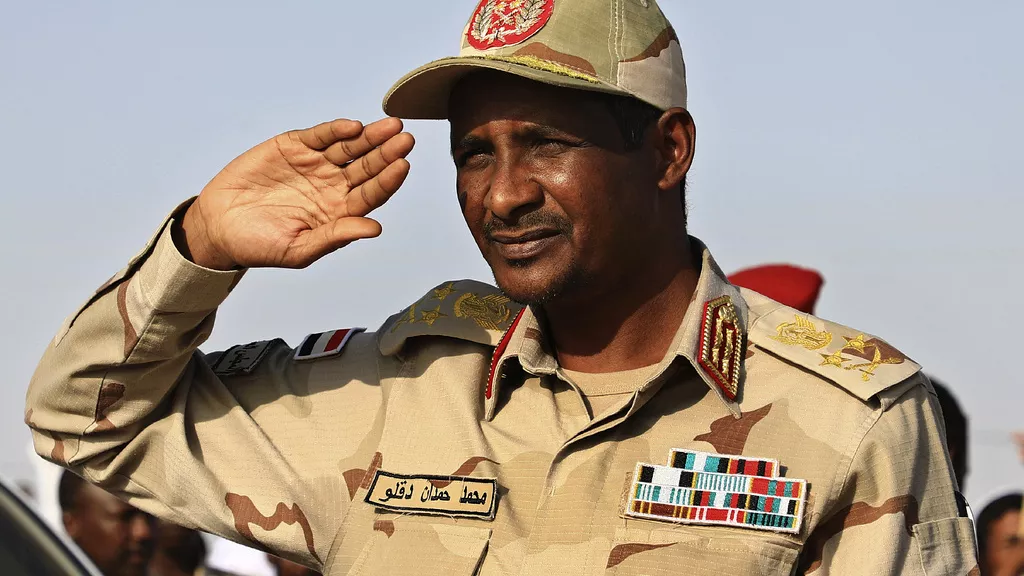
625;449;808;535
364;470;497;520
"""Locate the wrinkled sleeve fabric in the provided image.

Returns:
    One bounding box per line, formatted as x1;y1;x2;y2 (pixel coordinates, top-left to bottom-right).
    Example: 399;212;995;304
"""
799;379;979;575
24;206;385;571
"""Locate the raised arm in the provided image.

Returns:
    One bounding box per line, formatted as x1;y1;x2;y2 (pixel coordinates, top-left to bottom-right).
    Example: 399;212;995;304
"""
25;118;414;571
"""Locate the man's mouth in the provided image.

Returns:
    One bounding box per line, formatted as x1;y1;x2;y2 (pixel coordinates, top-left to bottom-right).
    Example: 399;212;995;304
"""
126;544;152;568
488;228;561;260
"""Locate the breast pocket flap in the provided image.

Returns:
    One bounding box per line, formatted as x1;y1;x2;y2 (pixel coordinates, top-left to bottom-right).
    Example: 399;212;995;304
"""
350;521;491;576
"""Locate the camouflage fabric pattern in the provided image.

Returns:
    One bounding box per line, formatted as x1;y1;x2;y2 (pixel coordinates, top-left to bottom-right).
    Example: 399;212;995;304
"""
26;205;977;574
383;0;686;119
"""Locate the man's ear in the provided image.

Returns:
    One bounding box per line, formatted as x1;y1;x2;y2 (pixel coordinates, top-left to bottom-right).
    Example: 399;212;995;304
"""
62;511;78;539
654;108;695;192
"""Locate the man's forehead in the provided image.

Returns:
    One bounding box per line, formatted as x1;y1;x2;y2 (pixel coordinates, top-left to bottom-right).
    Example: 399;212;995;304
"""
448;72;613;141
451;71;595;111
80;483;131;513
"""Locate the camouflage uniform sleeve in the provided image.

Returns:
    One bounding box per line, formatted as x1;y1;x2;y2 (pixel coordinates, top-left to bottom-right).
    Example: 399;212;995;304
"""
799;375;979;575
24;205;383;571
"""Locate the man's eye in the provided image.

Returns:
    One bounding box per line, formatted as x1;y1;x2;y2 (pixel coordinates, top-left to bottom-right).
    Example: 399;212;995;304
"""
456;150;486;167
535;138;572;153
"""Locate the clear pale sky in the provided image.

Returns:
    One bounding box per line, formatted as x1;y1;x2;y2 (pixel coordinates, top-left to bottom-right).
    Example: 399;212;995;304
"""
1;0;1020;520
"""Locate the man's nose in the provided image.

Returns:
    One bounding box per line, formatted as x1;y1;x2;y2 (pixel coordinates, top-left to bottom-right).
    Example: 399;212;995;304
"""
485;155;544;221
130;513;154;542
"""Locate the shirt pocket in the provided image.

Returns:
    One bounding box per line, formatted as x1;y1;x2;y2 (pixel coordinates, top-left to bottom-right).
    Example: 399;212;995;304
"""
912;517;979;575
606;526;799;576
348;519;492;576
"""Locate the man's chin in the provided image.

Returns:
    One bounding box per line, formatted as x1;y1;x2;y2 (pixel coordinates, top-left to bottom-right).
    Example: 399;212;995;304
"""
495;283;552;307
123;550;151;575
491;261;578;307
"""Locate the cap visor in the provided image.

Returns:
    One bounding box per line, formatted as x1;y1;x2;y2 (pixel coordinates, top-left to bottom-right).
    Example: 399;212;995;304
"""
383;56;628;120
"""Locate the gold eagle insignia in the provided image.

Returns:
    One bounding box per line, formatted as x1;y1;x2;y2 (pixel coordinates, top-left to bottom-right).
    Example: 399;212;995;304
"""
770;315;833;351
454;293;512;331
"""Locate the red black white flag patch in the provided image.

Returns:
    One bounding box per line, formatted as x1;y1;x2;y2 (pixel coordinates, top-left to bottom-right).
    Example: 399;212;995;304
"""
294;328;365;361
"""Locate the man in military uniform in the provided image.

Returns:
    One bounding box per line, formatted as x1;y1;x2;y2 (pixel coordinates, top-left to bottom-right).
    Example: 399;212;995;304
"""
149;519;243;576
59;469;155;576
976;494;1024;575
26;0;976;574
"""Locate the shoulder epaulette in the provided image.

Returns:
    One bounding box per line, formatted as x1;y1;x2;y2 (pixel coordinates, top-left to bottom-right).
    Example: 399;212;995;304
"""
378;279;524;356
743;290;921;402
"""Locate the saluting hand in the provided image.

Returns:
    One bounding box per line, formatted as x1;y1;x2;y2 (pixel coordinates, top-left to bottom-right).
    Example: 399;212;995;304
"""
179;117;415;270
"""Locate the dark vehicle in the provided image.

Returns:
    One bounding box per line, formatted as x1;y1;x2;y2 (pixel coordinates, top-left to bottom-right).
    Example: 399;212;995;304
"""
0;476;101;575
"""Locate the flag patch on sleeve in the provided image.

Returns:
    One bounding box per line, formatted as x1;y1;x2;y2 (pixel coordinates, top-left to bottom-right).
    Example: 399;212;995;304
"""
624;449;808;534
294;328;365;361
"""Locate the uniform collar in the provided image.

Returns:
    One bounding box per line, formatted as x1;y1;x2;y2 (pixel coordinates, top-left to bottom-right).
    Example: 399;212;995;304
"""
485;238;749;421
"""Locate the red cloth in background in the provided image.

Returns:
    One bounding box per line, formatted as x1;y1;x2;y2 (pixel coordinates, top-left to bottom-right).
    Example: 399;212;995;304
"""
728;264;824;314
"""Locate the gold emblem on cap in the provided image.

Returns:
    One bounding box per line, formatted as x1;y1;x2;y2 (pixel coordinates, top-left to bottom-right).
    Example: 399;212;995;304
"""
467;0;554;51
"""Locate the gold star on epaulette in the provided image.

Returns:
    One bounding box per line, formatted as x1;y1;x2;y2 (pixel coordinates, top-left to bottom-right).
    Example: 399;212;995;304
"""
432;283;457;302
819;350;848;368
419;305;447;326
390;305;416;333
842;334;868;353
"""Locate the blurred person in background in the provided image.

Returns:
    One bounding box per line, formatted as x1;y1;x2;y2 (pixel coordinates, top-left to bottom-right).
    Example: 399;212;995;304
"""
1018;433;1024;544
151;518;240;576
929;377;969;490
59;469;154;576
267;553;320;576
977;493;1024;576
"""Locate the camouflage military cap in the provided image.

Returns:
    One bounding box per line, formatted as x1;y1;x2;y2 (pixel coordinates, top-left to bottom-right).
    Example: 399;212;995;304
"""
383;0;687;119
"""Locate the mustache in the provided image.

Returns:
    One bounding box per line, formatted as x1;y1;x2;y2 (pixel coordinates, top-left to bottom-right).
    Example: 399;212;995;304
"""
483;211;573;238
